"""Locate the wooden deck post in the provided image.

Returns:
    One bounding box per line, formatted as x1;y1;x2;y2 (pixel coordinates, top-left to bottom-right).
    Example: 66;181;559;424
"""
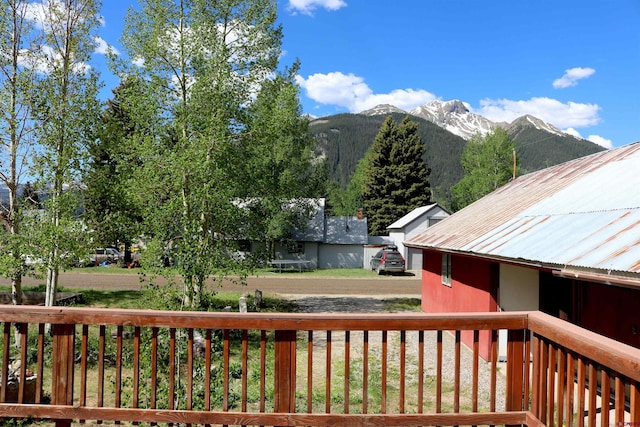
274;330;297;414
506;329;525;412
51;324;75;427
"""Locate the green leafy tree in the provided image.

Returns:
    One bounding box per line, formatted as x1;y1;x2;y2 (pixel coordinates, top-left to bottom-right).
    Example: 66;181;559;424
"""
362;115;432;236
30;0;102;307
117;0;283;308
0;0;41;305
239;61;325;258
451;127;517;210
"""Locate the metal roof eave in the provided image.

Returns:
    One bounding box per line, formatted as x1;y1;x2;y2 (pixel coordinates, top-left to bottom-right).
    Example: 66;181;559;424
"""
407;245;640;286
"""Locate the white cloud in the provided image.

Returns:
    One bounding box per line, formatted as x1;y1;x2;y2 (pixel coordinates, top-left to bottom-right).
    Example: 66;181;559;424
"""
561;128;612;149
296;71;436;113
288;0;347;14
477;97;601;129
94;36;119;55
552;67;595;89
586;135;613;149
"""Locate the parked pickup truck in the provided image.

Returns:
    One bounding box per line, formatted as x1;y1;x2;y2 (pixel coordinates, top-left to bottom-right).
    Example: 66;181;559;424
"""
89;247;121;266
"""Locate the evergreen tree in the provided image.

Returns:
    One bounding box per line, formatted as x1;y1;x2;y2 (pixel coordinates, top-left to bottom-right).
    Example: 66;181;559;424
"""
84;78;146;263
362;116;431;235
451;127;517;210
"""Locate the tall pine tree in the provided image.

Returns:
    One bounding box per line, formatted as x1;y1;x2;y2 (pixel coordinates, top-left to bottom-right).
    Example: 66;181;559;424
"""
363;116;431;235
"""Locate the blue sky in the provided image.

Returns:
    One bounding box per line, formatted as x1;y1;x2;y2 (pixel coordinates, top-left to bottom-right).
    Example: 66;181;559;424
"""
97;0;640;149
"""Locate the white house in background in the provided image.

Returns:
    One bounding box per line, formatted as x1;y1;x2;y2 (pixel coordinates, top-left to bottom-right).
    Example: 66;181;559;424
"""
386;204;450;270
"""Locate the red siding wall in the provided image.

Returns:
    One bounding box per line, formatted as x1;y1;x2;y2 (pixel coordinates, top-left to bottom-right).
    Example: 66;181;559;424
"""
421;249;498;360
579;282;640;349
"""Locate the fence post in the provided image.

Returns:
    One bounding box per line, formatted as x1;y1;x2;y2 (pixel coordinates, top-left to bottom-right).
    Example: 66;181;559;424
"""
274;330;296;413
51;324;75;427
506;329;525;413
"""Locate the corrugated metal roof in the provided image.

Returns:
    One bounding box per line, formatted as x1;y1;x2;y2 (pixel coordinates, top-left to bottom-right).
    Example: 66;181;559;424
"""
405;141;640;274
387;204;441;229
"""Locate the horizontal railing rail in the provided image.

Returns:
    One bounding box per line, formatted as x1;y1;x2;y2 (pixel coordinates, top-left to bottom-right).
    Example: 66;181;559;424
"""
0;306;637;427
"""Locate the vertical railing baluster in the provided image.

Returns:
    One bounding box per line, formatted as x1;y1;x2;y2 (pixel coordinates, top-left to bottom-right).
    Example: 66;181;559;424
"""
505;328;525;427
186;328;193;418
472;329;479;416
566;351;575;427
97;325;105;424
151;327;158;426
168;327;176;427
133;326;140;421
325;330;331;414
115;325;123;411
223;329;230;415
18;323;28;404
557;348;566;427
436;330;443;414
418;330;424;414
80;324;88;422
539;338;548;424
546;343;556;424
576;357;586;427
362;330;369;414
1;322;10;403
601;368;611;427
524;331;531;412
631;380;640;425
531;335;540;417
399;330;405;414
204;329;212;421
307;330;313;413
241;329;248;416
259;330;267;416
587;362;597;427
614;375;625;426
344;330;350;414
490;329;498;414
381;330;387;414
454;330;461;413
36;323;45;404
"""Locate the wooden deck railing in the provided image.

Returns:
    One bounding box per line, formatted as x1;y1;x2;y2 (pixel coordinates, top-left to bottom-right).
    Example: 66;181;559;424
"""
0;306;638;427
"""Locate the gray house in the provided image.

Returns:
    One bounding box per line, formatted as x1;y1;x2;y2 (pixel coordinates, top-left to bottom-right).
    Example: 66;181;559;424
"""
272;199;369;269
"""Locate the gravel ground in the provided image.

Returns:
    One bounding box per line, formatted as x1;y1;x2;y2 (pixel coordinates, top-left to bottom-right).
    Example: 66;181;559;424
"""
291;294;507;412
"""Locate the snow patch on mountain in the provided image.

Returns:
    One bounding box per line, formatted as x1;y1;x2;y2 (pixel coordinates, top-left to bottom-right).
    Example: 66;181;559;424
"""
359;104;408;116
508;115;566;137
409;100;496;140
358;100;588;143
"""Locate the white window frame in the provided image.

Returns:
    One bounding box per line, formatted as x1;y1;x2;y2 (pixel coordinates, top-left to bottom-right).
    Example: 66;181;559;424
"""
442;253;452;287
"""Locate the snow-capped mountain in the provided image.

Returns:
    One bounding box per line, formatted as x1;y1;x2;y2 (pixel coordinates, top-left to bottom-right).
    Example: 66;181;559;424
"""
410;100;495;140
358;99;583;142
506;115;567;138
359;104;408;116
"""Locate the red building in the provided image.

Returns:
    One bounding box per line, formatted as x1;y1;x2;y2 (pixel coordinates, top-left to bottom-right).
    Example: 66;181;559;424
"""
406;142;640;360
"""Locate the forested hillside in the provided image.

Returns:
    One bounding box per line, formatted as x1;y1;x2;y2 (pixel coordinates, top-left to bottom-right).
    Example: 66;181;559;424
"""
509;126;605;173
311;113;467;205
312;113;606;208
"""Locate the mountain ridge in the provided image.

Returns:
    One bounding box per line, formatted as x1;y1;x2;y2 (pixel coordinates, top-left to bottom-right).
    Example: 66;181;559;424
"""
311;108;605;208
358;99;594;144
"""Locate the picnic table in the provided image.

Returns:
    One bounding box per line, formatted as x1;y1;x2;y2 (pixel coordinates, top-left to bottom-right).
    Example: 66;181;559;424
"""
267;259;312;273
